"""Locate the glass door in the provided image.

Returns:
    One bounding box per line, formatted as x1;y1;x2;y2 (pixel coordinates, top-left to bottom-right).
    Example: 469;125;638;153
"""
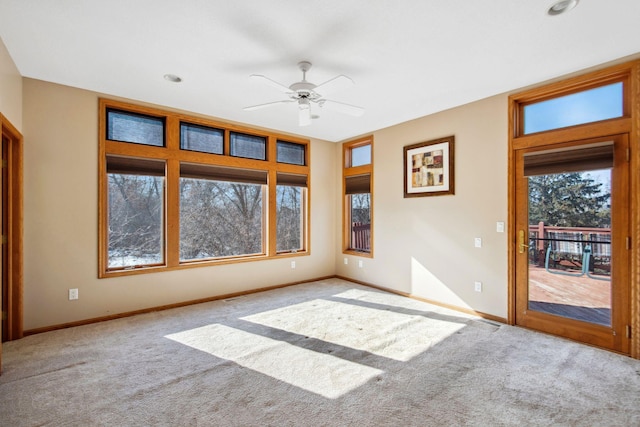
515;135;630;353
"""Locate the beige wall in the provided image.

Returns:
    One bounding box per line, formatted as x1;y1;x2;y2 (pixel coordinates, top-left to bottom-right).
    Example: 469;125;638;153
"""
21;74;510;328
22;78;337;330
21;76;510;329
336;95;509;319
0;37;22;130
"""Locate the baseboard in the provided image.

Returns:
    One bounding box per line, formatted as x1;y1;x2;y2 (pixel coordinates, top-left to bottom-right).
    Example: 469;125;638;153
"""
335;275;508;324
24;275;336;336
24;274;506;336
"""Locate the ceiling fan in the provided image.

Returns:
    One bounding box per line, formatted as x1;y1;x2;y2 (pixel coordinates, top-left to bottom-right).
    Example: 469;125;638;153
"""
244;61;364;126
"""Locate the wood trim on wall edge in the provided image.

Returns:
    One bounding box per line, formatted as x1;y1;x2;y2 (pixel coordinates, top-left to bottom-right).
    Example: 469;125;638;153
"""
24;274;507;337
24;275;336;336
335;275;508;324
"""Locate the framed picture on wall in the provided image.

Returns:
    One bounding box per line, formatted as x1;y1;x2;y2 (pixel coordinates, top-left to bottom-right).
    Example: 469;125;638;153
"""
403;135;455;197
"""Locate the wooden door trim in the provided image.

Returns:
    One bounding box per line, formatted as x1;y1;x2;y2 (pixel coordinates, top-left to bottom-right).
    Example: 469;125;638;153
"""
513;134;629;353
0;113;24;343
630;60;640;359
508;59;639;358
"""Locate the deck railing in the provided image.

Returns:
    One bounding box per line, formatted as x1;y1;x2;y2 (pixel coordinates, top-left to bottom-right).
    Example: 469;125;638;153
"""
351;222;371;252
528;222;611;280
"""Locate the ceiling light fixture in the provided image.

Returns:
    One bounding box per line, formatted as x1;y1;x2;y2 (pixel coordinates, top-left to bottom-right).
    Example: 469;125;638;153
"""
163;74;182;83
243;61;364;127
547;0;579;16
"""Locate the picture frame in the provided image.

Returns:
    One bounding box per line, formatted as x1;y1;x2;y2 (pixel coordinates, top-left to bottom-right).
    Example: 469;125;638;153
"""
403;135;455;198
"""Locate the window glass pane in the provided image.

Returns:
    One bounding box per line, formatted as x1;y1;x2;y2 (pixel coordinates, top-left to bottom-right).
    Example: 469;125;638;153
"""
349;193;371;252
523;82;623;134
277;141;305;165
108;173;164;268
351;144;371;167
180;178;263;260
181;123;224;154
230;132;266;160
276;185;303;252
107;109;165;146
527;169;612;326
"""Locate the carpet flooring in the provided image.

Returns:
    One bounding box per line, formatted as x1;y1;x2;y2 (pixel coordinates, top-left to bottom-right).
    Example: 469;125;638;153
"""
1;278;639;426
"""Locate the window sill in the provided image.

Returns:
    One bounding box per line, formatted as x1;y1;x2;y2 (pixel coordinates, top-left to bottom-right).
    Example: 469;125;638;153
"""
99;251;309;278
343;249;373;258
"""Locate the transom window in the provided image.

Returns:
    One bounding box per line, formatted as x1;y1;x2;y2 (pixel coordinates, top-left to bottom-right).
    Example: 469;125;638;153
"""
343;137;373;256
106;109;165;146
99;100;309;277
180;122;224;154
520;81;625;135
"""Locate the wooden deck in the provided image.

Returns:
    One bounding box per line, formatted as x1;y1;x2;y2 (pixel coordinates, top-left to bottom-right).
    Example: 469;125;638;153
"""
528;265;611;326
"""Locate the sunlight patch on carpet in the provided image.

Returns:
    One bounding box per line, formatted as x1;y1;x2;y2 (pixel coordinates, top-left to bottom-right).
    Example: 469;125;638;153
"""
241;297;465;362
166;324;383;399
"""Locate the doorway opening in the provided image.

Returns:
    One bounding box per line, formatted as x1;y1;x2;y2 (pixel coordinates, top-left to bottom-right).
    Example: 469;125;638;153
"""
508;61;639;357
514;137;629;353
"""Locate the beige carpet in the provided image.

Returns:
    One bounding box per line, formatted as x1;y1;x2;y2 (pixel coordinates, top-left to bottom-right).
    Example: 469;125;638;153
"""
1;278;639;426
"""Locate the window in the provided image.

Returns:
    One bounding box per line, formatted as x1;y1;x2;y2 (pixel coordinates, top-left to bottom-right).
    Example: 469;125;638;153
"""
350;144;371;167
179;164;267;261
180;122;224;154
521;81;625;135
343;137;373;256
276;173;307;252
230;132;266;160
106;109;165;147
277;140;306;165
106;156;165;269
99;99;310;277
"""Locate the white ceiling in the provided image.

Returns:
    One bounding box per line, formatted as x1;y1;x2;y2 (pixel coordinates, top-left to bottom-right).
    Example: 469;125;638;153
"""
1;0;640;142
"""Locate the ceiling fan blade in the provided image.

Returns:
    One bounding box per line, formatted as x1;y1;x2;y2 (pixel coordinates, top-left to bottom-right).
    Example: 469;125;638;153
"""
319;99;364;117
243;100;294;111
313;75;354;96
250;74;292;93
298;105;311;126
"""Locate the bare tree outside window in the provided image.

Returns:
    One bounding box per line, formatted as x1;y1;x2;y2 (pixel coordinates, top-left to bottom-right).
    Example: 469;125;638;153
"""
100;101;310;276
108;174;164;268
276;185;303;252
180;179;263;260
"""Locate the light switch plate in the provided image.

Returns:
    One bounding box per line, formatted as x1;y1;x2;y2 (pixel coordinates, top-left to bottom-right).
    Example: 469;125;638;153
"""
474;237;482;248
496;222;505;233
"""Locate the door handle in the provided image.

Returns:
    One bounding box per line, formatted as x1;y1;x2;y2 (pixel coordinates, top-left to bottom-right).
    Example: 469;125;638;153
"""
518;229;529;254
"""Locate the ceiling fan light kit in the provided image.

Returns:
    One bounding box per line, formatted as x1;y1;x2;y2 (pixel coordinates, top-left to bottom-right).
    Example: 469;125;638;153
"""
244;61;364;126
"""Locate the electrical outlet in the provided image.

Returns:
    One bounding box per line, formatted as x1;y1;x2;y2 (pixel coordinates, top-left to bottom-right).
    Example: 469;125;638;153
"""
344;258;348;265
290;261;296;269
474;281;482;292
358;260;363;268
69;288;79;300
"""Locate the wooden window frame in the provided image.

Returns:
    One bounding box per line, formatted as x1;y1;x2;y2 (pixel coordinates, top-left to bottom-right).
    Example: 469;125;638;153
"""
512;67;632;143
508;60;640;359
98;99;310;278
342;136;373;257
